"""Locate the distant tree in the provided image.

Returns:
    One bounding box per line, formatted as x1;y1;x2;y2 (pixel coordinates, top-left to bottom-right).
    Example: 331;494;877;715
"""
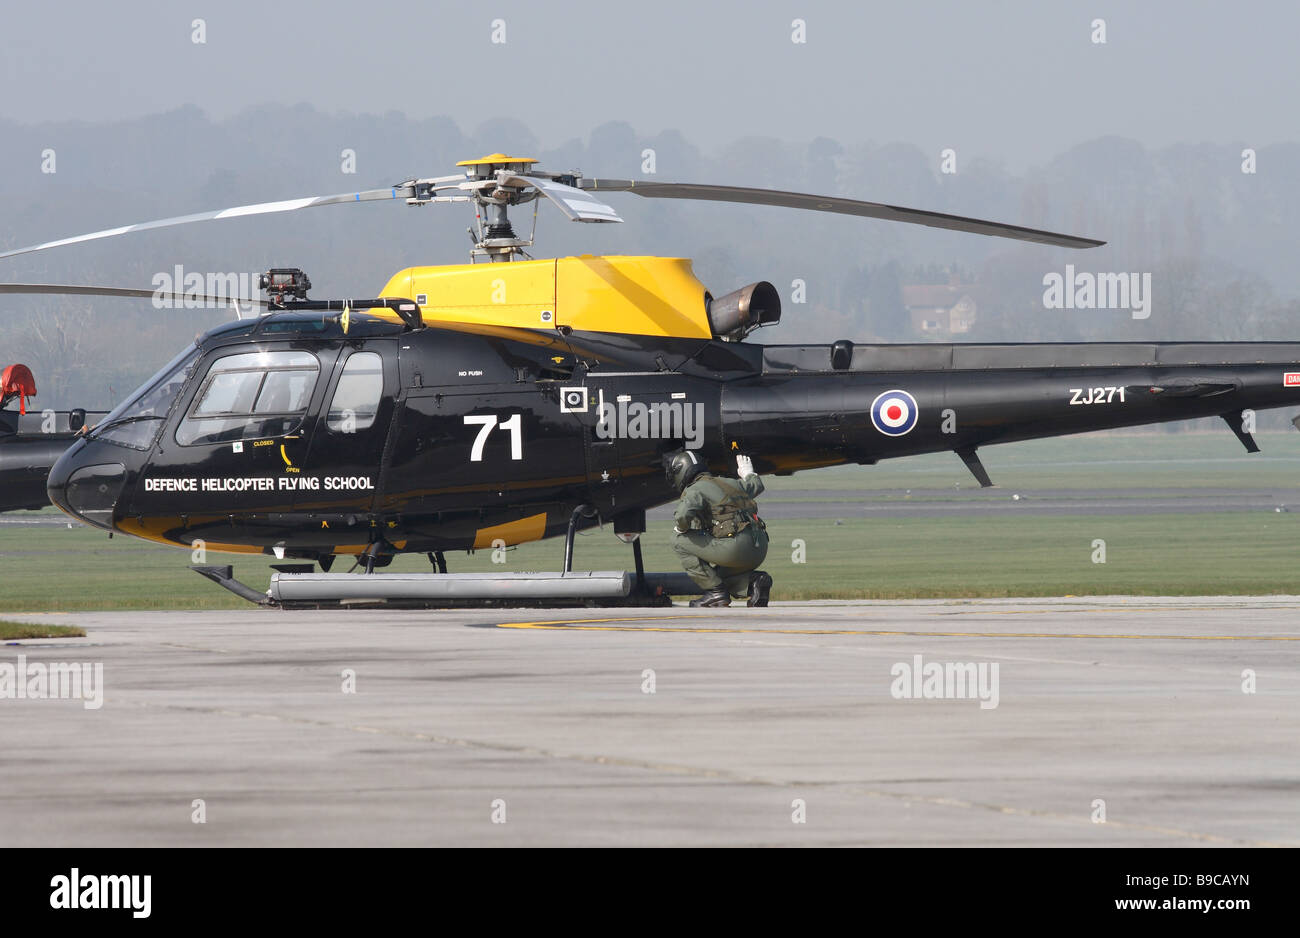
806;136;843;188
866;261;909;340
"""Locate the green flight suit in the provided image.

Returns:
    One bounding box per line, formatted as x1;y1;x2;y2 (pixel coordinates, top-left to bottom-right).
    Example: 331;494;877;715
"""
671;472;769;596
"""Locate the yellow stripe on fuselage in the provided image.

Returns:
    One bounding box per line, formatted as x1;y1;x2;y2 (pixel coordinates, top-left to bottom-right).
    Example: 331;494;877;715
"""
472;512;549;549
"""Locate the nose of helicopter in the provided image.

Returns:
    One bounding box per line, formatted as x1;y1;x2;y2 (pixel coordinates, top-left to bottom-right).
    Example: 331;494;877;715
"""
46;445;126;531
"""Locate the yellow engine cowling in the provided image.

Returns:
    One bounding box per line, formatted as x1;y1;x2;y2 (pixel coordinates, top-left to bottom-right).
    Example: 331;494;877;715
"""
375;255;714;339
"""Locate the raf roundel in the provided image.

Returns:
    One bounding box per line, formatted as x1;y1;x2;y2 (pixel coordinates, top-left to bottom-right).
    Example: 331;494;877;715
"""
870;389;919;436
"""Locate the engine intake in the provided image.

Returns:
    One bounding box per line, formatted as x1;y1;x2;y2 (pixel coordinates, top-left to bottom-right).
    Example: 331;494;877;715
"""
706;281;781;340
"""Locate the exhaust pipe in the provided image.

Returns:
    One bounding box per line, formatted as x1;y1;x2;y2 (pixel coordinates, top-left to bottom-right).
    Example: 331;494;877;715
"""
706;281;781;340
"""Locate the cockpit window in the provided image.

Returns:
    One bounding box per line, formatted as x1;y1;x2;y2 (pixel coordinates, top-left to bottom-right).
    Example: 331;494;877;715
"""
194;370;263;416
91;344;200;450
176;350;319;446
326;352;384;432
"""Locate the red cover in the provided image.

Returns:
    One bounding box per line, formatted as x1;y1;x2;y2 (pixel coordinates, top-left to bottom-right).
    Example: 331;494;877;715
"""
1;363;37;414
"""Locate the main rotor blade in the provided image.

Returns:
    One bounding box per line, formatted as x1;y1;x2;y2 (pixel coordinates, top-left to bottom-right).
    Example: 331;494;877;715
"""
0;186;417;261
0;283;270;306
498;173;623;223
580;180;1104;249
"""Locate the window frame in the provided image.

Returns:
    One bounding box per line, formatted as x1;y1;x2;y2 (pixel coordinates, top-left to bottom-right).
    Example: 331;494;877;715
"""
325;350;385;434
175;349;321;447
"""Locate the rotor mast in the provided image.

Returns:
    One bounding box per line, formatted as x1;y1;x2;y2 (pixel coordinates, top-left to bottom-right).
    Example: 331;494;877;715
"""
459;155;538;262
400;154;550;262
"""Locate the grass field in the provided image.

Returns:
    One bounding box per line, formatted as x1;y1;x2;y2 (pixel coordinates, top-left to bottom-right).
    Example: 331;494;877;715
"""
0;621;85;639
760;428;1300;492
0;432;1296;611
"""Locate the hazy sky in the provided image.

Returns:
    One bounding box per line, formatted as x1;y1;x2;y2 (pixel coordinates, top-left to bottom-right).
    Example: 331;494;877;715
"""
2;0;1296;168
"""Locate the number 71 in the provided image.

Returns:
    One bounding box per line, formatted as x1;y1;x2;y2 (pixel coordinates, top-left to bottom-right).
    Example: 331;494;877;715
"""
464;413;523;461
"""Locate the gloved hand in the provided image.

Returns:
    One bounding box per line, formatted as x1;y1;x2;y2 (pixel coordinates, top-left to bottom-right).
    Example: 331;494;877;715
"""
735;454;755;478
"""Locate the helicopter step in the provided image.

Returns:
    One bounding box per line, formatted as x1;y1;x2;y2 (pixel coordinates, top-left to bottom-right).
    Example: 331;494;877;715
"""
191;565;699;609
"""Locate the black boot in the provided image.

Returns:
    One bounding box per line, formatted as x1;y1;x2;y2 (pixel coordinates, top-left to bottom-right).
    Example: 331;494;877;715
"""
689;588;731;607
747;571;772;607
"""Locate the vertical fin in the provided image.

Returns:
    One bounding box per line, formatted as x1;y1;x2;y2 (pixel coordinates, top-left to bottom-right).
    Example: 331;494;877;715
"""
1220;412;1260;453
955;448;995;487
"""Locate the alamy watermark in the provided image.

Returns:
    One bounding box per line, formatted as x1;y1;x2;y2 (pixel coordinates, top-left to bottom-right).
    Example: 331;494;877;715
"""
50;869;150;918
561;387;705;449
0;655;103;710
890;654;999;709
152;266;261;309
597;399;704;449
1043;265;1152;320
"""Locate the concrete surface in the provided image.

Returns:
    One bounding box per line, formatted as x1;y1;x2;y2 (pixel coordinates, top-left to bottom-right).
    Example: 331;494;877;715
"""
2;597;1298;846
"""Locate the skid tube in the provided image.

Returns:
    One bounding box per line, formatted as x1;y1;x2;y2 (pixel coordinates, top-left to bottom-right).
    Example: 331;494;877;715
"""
189;565;699;610
189;505;704;608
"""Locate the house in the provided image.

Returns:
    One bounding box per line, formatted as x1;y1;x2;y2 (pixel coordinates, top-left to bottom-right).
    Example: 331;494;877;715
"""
901;281;977;335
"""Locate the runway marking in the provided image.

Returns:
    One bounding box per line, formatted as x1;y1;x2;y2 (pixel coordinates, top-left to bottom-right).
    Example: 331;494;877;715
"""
486;617;1300;641
119;697;1292;848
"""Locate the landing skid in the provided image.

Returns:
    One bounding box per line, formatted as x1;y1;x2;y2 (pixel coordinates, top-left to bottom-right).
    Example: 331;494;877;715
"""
190;506;702;609
191;565;698;609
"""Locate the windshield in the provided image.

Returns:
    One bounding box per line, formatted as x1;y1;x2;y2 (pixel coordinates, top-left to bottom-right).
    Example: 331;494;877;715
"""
91;343;200;449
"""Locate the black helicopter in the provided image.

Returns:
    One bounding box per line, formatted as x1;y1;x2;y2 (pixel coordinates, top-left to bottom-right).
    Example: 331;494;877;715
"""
2;154;1297;601
0;363;106;512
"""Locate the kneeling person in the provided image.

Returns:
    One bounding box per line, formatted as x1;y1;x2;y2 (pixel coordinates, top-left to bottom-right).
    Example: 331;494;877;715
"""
665;450;772;608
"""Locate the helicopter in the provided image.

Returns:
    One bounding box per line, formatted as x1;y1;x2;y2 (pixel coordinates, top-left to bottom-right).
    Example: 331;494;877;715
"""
3;153;1298;604
0;363;107;512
